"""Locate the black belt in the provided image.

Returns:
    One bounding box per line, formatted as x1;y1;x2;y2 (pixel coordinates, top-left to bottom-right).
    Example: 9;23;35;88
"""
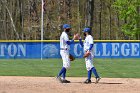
60;48;68;50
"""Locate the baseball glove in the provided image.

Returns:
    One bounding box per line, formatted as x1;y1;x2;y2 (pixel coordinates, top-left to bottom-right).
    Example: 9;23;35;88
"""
69;54;75;61
83;51;90;58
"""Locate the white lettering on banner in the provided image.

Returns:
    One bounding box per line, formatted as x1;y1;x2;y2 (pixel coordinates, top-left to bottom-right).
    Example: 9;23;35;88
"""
0;42;139;58
102;43;110;56
121;43;130;56
111;43;119;56
0;44;6;56
93;43;140;57
17;44;26;56
131;43;139;56
74;44;82;56
8;43;17;57
0;43;26;57
94;44;100;56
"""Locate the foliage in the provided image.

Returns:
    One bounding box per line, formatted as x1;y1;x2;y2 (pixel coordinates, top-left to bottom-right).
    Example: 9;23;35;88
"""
113;0;140;39
1;0;139;40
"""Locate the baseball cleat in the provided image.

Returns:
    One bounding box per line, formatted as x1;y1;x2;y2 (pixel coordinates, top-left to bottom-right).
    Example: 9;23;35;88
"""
95;77;101;84
84;79;91;84
56;76;62;83
61;79;71;83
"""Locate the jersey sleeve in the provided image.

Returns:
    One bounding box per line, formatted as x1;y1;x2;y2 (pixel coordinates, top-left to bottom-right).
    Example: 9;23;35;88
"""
88;36;93;44
88;36;94;51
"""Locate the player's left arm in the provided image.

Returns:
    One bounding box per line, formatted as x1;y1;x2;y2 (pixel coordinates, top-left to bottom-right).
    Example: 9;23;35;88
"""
88;44;93;51
84;44;93;56
83;36;93;58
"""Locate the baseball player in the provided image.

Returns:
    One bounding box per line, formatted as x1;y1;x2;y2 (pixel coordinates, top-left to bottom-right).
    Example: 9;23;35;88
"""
57;24;76;83
79;27;101;84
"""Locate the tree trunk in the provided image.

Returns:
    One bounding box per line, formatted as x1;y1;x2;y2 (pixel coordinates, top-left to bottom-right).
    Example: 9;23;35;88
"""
85;0;94;28
4;3;7;39
109;0;111;40
99;0;102;40
77;0;81;33
66;0;71;21
19;0;24;40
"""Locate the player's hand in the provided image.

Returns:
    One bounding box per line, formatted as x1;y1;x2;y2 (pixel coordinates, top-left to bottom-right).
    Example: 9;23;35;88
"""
79;36;82;40
73;34;76;40
73;33;80;40
77;33;81;40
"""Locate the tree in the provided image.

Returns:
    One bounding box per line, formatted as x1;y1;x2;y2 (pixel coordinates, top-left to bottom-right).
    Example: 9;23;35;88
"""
114;0;140;39
85;0;94;28
0;0;20;39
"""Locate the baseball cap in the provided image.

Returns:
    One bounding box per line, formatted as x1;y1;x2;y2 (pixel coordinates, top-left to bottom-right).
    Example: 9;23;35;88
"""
83;28;91;32
63;24;71;29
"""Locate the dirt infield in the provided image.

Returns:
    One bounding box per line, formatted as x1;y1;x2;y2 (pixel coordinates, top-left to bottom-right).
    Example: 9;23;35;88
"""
0;77;140;93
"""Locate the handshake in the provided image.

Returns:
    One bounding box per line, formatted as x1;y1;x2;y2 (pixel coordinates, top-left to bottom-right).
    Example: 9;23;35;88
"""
73;33;81;40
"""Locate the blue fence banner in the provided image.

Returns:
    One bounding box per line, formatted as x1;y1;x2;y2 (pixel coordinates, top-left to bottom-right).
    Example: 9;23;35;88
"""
0;41;140;59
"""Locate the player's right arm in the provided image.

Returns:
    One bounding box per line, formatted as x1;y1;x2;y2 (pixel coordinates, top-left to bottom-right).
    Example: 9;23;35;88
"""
65;33;79;45
64;33;74;45
66;40;74;45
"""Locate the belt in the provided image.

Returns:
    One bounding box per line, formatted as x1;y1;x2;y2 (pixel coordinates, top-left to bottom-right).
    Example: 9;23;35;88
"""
60;48;68;50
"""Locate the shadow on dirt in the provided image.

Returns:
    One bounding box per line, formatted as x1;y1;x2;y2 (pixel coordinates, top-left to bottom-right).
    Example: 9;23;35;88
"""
71;82;123;84
98;82;123;84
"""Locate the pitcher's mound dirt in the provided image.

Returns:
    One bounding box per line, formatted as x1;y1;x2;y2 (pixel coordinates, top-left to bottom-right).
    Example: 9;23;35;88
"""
0;76;140;93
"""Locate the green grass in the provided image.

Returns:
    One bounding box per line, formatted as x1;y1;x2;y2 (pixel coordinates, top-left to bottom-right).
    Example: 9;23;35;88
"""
0;59;140;78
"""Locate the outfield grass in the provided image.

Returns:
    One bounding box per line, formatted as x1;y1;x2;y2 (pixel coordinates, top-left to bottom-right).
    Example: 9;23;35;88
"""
0;59;140;78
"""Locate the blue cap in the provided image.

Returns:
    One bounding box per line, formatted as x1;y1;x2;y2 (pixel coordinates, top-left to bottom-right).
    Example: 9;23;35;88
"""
63;24;71;29
83;28;91;32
